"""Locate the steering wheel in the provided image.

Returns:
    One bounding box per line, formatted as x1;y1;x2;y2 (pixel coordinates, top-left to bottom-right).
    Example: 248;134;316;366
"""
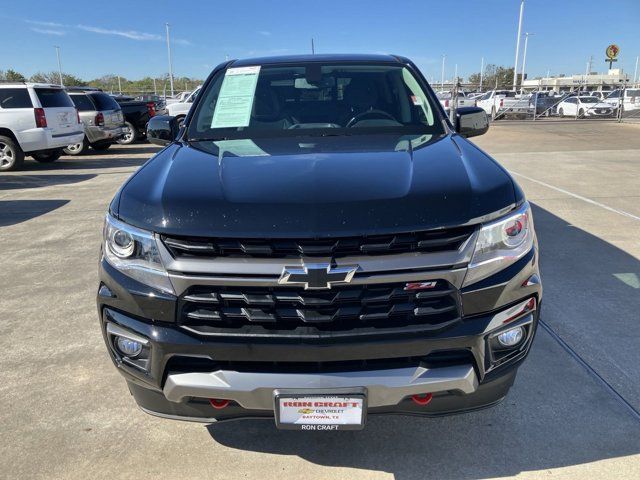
346;109;397;128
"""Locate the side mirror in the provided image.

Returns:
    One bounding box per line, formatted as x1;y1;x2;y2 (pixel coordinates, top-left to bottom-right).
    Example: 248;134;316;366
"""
147;115;179;146
455;107;489;138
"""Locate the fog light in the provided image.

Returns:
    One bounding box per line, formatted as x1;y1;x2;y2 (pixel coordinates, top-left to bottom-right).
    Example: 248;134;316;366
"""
116;336;143;357
497;327;524;347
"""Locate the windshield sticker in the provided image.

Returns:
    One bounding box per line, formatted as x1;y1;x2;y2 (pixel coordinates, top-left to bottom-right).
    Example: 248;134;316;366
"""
411;95;423;106
211;66;261;128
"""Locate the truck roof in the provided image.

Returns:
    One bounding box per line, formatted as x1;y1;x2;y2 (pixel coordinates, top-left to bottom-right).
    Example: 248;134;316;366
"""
231;53;404;67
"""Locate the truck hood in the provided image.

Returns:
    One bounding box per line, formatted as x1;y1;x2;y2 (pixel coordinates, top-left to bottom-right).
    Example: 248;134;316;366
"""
116;133;517;237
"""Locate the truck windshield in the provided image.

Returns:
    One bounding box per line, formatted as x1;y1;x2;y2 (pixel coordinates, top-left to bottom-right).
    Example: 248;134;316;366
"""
188;63;444;140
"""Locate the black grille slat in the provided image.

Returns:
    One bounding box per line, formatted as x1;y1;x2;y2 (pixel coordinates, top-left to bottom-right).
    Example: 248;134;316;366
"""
179;281;461;338
162;226;474;259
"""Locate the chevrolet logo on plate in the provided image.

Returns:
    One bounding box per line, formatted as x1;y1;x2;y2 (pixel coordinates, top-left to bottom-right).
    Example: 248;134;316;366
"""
278;264;358;290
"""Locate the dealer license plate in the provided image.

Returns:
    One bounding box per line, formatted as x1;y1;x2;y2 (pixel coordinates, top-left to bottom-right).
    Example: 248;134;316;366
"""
275;394;366;430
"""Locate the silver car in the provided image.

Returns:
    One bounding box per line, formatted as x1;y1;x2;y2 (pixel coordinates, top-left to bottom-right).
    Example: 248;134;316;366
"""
66;89;125;155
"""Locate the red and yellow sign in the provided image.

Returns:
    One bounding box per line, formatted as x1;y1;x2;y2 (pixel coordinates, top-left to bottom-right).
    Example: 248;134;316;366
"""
606;44;620;60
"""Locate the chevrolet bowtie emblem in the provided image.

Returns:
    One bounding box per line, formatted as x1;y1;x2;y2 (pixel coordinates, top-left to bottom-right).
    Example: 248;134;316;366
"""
278;264;358;290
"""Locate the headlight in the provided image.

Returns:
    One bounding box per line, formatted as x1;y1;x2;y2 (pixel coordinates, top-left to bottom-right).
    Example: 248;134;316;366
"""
463;202;534;286
103;214;174;295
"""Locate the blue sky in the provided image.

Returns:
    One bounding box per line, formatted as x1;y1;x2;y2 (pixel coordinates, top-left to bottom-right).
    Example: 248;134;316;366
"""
1;0;639;81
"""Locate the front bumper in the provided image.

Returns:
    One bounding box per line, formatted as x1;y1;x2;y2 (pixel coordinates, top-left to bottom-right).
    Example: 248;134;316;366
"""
98;225;541;425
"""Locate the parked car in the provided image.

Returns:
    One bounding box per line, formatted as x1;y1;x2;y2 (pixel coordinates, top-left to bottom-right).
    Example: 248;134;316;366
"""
164;91;192;105
602;89;640;112
165;86;201;126
476;89;532;119
557;96;614;117
111;95;157;145
435;91;476;113
98;54;541;429
66;88;125;155
135;94;166;112
529;91;559;116
0;82;84;171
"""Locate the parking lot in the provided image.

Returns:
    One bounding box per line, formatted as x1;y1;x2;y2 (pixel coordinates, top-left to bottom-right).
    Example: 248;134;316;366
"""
1;121;639;479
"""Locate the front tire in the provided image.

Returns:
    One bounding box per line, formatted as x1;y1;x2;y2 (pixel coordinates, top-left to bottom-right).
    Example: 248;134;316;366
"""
116;121;137;145
558;107;564;118
0;135;25;171
32;149;62;163
176;116;186;129
64;138;89;156
578;108;585;118
490;106;497;121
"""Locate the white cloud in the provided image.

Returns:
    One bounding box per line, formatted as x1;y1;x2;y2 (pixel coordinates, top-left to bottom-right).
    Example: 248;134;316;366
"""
26;20;65;27
77;24;162;41
173;38;192;46
30;27;65;36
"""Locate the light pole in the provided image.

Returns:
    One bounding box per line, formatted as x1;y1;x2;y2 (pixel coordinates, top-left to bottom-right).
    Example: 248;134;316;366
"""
440;54;446;90
479;57;484;91
520;32;533;95
512;0;525;91
634;56;639;85
165;23;175;96
54;46;63;86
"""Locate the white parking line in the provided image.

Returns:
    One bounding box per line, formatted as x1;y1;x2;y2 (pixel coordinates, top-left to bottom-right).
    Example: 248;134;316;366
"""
509;171;640;222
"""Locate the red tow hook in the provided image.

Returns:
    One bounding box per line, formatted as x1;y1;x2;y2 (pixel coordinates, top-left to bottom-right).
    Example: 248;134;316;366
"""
209;398;230;409
411;393;433;406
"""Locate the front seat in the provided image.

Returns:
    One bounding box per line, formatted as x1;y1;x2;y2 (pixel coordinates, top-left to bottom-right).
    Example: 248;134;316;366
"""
250;84;292;129
341;77;380;124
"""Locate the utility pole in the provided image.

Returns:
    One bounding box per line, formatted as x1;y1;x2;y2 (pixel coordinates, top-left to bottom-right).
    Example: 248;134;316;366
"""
153;77;157;95
520;32;533;95
634;56;639;85
512;0;525;91
117;75;122;94
479;57;484;91
454;64;458;84
54;46;63;86
165;23;175;96
440;54;446;90
311;38;315;54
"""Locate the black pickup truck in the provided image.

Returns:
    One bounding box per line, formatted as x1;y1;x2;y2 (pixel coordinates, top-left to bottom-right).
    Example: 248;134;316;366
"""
111;95;157;144
98;54;541;430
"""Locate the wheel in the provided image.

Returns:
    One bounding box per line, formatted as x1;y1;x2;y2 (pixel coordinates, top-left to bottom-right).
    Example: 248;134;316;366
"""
117;121;137;145
578;108;585;118
91;143;112;151
490;106;497;121
32;149;62;163
558;107;564;118
176;116;186;129
0;135;25;171
63;137;89;155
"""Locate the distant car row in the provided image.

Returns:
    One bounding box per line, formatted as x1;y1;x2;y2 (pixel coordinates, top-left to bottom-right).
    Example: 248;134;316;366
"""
0;82;182;170
435;88;639;120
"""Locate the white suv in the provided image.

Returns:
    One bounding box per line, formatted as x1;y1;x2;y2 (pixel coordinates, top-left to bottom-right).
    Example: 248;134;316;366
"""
0;83;84;171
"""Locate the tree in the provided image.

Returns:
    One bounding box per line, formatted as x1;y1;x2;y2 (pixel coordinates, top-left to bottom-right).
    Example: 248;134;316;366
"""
29;71;86;86
0;69;27;82
468;64;516;90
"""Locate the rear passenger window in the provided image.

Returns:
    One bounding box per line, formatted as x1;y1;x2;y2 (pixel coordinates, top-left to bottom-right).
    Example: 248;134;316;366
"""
89;93;120;111
0;88;33;108
35;88;75;108
70;94;96;111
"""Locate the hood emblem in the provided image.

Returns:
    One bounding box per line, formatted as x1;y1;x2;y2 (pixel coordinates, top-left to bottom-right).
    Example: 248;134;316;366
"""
278;264;358;290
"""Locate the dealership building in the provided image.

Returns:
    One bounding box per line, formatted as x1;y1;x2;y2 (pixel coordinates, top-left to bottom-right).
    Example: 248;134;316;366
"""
522;69;632;92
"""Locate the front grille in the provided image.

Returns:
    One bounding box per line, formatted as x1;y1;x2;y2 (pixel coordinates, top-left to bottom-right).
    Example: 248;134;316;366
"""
165;349;474;374
177;280;461;339
162;225;475;259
